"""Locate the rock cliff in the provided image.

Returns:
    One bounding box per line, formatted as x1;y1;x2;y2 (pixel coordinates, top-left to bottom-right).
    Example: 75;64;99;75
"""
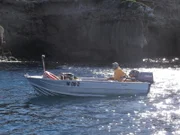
0;0;179;62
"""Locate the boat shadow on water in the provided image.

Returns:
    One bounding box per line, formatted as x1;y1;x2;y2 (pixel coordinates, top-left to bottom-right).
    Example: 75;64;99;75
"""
26;94;148;106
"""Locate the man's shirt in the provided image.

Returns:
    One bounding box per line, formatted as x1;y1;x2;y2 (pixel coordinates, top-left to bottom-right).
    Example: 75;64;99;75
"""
114;67;126;81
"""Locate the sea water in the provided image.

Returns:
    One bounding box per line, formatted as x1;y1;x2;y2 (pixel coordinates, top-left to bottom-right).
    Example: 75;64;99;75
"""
0;60;180;135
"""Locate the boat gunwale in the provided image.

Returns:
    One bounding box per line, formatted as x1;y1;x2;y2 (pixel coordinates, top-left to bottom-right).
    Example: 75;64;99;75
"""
25;75;150;85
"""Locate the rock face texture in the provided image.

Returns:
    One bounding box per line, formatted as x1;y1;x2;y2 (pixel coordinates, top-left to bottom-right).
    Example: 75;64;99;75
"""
0;0;179;62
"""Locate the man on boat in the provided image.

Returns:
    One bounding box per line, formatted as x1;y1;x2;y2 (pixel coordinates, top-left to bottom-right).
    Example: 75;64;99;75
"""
108;62;127;82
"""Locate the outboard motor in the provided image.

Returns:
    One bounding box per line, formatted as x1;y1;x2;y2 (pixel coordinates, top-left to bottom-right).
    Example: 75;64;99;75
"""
129;70;154;84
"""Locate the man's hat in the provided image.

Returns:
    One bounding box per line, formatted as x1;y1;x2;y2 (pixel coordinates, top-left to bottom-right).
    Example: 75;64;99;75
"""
112;62;119;69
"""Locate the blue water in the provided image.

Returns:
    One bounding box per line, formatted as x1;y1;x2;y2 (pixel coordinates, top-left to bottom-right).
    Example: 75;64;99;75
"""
0;62;180;135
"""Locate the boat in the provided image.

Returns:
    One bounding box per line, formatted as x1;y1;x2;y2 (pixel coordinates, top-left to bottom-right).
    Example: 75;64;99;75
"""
25;55;153;97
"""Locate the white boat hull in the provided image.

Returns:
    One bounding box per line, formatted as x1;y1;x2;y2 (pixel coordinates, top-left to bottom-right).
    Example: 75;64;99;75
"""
25;75;151;97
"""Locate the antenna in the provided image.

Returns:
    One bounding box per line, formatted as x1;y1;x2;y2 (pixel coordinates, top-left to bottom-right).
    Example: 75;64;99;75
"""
42;54;46;72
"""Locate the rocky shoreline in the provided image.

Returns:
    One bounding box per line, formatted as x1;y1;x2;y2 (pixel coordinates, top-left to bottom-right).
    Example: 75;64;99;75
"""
0;0;180;63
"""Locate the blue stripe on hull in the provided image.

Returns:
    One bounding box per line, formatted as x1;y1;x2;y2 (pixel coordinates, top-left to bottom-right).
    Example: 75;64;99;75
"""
33;85;59;96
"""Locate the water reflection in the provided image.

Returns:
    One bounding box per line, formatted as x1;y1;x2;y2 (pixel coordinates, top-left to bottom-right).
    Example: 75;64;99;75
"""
0;58;180;134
